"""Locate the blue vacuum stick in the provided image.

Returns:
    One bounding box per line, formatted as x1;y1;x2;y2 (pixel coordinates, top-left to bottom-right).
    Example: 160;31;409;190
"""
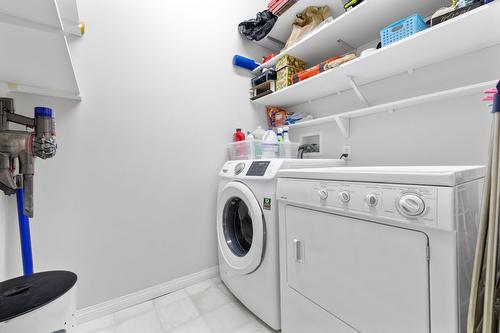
16;188;33;275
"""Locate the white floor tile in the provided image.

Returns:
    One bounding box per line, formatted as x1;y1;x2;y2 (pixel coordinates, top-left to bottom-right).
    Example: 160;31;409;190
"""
74;315;114;333
154;289;189;309
157;297;200;331
203;303;252;333
75;278;274;333
190;285;232;313
114;300;155;323
168;317;214;333
114;311;163;333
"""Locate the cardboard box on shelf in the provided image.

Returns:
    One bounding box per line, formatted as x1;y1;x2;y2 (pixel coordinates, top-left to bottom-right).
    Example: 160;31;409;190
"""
276;55;306;90
292;56;341;84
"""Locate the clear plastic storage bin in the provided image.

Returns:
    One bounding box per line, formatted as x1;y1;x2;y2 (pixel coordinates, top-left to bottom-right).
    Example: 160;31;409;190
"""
279;142;300;158
228;141;300;160
261;142;279;159
228;140;262;160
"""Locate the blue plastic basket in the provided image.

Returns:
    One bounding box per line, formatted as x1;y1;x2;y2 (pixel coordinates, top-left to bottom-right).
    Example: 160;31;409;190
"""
380;14;427;47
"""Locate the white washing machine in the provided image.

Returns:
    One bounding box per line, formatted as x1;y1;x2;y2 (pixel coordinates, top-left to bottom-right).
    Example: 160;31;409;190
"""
277;166;486;333
217;159;345;330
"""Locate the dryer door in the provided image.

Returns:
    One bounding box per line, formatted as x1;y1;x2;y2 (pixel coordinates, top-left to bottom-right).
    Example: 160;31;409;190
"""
217;182;264;275
284;206;430;333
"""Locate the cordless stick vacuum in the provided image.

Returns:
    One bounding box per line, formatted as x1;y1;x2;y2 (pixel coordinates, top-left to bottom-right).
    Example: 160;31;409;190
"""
0;97;57;275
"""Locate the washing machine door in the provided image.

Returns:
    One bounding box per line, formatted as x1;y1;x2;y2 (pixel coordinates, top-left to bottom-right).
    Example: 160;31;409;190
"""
217;182;264;275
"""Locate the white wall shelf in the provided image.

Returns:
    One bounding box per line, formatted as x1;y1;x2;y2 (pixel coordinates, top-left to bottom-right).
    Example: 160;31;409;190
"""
0;0;82;100
290;80;498;137
253;0;443;73
0;0;82;36
0;0;62;30
57;0;84;37
0;82;82;101
252;2;500;108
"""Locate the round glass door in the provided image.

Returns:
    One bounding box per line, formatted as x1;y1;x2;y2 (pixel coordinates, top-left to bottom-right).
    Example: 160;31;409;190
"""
217;182;264;275
223;197;254;257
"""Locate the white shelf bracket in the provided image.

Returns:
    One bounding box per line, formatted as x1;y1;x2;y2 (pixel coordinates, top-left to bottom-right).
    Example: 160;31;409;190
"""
347;76;369;106
337;39;356;53
335;116;350;138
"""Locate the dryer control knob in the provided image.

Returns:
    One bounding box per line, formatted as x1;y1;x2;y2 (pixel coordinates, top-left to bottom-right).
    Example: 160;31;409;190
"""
338;191;351;203
318;188;328;200
365;193;378;207
398;194;426;217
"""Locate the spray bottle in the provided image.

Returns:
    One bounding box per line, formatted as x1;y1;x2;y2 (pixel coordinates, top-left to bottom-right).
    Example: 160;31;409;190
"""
283;126;290;142
277;127;284;142
247;131;256;159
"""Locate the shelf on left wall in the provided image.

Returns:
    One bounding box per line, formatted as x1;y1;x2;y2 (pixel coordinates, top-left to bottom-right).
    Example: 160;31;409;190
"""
0;0;82;101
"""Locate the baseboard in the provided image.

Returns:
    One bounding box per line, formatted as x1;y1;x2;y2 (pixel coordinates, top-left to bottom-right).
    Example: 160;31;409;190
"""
75;266;219;324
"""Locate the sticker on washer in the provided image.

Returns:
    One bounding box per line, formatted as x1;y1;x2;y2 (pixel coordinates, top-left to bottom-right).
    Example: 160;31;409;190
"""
263;198;272;210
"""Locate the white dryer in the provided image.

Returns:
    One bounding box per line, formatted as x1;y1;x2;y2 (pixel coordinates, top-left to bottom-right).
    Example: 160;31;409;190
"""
217;159;345;330
277;166;486;333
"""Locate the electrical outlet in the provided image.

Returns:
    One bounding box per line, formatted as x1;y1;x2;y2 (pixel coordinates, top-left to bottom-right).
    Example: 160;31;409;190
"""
342;146;352;160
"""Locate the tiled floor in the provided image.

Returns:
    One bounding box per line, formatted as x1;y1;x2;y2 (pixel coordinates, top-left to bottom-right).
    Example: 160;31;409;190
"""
75;277;278;333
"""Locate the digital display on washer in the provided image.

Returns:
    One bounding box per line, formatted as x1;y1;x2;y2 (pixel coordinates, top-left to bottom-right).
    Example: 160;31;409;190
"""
246;161;271;176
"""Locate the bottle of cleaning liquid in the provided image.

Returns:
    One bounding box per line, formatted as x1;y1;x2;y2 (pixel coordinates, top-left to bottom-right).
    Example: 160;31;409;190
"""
262;130;278;158
252;126;266;141
247;131;255;159
282;126;292;158
283;126;290;142
277;127;284;142
233;128;245;142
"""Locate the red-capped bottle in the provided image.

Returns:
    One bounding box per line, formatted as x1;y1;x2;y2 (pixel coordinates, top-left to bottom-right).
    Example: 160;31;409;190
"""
233;128;246;142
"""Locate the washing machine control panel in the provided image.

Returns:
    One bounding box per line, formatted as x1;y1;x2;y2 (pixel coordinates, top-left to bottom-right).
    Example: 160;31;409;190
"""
246;161;271;176
220;160;279;178
280;180;440;226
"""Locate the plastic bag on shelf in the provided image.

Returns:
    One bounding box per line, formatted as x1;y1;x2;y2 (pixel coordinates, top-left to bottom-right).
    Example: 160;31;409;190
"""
282;6;331;51
238;10;278;42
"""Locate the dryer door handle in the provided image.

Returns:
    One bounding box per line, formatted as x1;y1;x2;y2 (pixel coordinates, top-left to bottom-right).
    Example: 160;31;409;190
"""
293;239;305;264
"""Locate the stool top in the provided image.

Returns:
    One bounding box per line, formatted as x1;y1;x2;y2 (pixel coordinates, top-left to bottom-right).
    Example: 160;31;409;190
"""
0;271;77;322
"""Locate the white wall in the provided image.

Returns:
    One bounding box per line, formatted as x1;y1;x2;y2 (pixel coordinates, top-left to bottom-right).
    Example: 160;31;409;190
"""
289;45;500;166
4;0;267;308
